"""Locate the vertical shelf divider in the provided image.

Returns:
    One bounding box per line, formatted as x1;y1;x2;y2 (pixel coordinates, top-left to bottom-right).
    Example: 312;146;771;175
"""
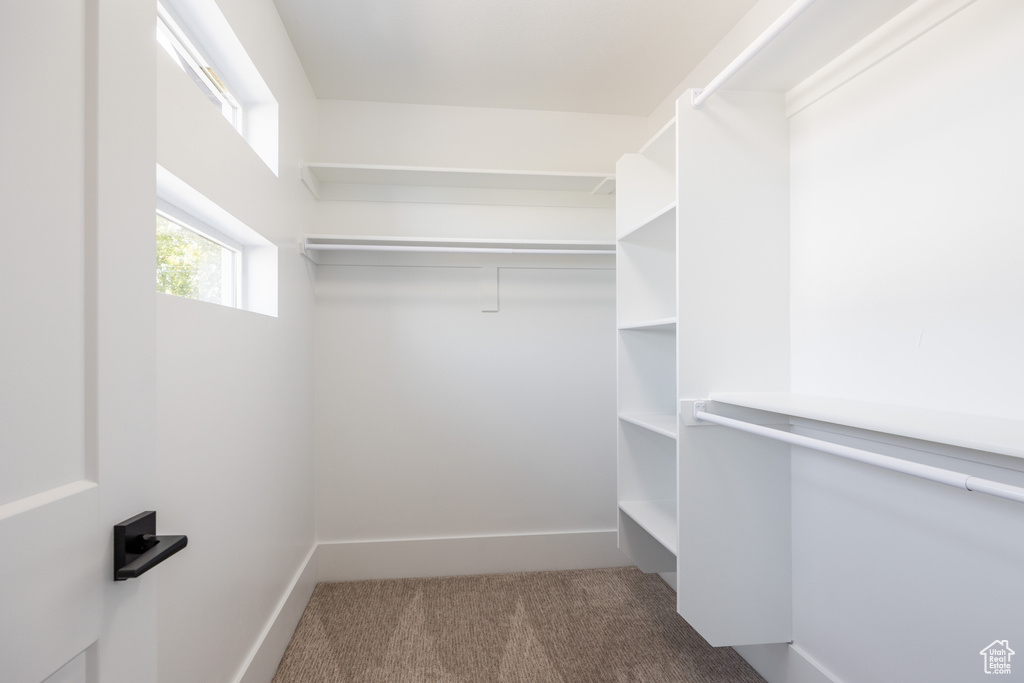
675;89;792;647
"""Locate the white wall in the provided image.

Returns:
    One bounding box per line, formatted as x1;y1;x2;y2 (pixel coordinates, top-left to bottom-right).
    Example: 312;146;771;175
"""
312;98;640;241
154;0;318;681
317;99;647;173
790;0;1024;418
315;263;617;541
774;1;1024;681
310;100;630;571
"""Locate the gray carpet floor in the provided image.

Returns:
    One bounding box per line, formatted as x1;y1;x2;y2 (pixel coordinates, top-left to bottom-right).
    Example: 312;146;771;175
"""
272;566;767;683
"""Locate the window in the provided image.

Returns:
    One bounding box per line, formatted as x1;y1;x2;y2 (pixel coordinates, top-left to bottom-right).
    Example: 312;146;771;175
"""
155;0;280;174
157;165;278;316
156;209;240;307
157;1;240;132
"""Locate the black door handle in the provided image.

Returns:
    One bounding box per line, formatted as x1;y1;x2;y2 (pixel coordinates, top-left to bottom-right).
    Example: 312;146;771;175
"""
113;511;188;581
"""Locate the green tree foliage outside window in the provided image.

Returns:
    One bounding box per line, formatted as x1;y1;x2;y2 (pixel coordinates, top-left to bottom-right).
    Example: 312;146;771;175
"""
156;214;232;305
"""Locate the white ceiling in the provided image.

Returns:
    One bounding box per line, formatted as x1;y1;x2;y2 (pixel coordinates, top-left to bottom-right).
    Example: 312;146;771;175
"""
272;0;759;116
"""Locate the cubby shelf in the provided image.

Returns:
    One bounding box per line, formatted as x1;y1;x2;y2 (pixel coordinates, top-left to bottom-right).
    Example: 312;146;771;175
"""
300;162;616;208
617;317;676;332
619;500;677;555
618;200;675;242
639;117;676;167
619;202;676;242
619;413;678;439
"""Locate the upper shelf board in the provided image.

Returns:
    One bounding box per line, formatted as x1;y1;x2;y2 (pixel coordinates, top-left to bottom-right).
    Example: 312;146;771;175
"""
716;0;919;95
638;117;676;168
619;413;678;439
618;317;676;332
709;392;1024;461
619;499;678;555
619;201;676;242
302;163;615;195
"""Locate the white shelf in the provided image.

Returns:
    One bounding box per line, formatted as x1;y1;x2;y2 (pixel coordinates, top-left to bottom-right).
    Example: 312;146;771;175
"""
617;330;676;417
615;154;675;230
639;117;676;169
303;235;615;255
710;392;1024;461
300;163;616;207
619;500;677;555
619;413;678;439
714;0;918;97
617;317;676;332
303;163;614;192
619;202;676;242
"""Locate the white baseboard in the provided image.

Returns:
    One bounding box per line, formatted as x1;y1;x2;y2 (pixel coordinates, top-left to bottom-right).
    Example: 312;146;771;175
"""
735;643;840;683
234;530;628;682
233;546;318;683
318;529;628;581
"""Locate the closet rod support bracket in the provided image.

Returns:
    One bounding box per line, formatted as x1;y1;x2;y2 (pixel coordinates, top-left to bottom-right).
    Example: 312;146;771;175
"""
681;399;712;427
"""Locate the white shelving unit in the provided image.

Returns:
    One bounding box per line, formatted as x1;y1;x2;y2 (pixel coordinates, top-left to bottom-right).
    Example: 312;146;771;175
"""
301;235;615;263
615;118;679;574
614;93;791;647
617;499;677;554
612;0;987;656
618;413;677;439
617;318;676;332
674;88;793;648
300;162;615;208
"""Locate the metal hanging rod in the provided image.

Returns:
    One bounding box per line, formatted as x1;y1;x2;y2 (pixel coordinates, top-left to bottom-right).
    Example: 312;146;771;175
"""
690;402;1024;505
691;0;820;109
307;244;613;255
302;236;616;257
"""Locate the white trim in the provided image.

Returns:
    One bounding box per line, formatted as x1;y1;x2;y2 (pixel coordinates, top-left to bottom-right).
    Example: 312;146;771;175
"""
318;530;626;582
786;0;980;116
735;643;841;683
231;546;318;683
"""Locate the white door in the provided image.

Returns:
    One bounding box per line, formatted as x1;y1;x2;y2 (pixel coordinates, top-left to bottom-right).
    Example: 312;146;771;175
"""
1;1;159;682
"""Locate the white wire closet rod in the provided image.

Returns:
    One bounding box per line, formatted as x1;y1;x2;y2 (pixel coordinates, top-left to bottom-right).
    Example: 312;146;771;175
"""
303;236;616;256
691;0;819;109
307;244;613;255
692;405;1024;505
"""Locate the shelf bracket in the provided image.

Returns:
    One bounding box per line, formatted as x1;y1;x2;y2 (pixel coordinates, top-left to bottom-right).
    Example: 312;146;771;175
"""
681;399;712;427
